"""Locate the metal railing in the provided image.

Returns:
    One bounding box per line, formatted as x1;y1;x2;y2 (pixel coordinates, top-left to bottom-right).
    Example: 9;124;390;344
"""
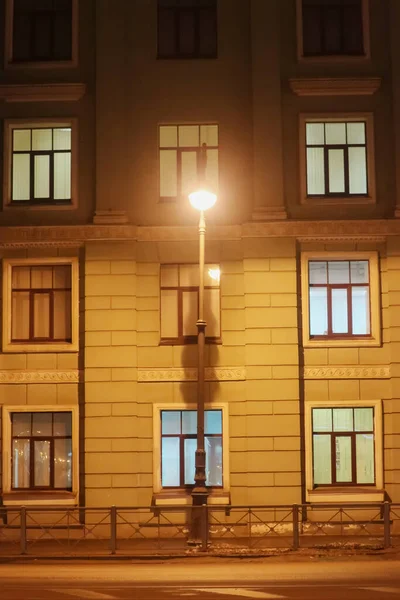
0;502;397;556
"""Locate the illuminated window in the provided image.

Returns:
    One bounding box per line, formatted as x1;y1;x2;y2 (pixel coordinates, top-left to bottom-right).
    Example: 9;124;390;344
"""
159;124;218;202
301;252;380;347
157;0;217;59
160;263;221;344
161;409;223;488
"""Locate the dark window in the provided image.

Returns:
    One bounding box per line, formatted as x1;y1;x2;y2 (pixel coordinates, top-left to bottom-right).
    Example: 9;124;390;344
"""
312;407;375;486
13;0;73;62
302;0;364;56
161;409;223;488
11;264;72;343
158;0;217;59
308;260;371;338
12;412;72;490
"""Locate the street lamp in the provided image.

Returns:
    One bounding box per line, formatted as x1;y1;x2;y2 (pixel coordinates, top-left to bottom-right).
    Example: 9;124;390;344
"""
188;186;217;546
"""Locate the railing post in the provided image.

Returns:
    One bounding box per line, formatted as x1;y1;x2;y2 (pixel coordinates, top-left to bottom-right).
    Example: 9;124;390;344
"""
384;501;391;549
292;504;299;550
201;504;208;551
110;506;117;555
20;507;27;555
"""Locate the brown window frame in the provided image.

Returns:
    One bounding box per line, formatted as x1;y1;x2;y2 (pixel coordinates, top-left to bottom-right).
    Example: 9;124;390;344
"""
161;409;223;489
11;264;72;343
302;0;364;57
306;121;368;198
312;407;375;487
11;411;73;491
308;259;371;340
157;0;217;59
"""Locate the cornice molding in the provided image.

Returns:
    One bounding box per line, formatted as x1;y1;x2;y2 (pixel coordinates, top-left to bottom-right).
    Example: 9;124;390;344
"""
0;370;79;383
304;366;390;380
138;367;246;382
0;83;86;103
289;77;382;96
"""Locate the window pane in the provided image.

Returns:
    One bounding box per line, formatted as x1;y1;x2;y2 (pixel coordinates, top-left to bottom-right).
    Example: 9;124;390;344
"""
180;265;199;286
34;155;50;198
158;9;176;57
34;440;51;486
347;123;365;145
13;129;31;151
161;290;179;338
350;261;369;284
181;151;198;196
54;152;71;199
328;149;345;193
184;438;196;485
12;413;32;437
333;408;354;432
335;436;352;483
182;291;198;336
32;129;52;151
331;288;348;334
349;147;367;194
12;291;30;340
179;126;199;148
200;125;218;147
309;287;328;336
182;411;197;434
306;123;324;145
13;154;30;200
302;5;321;55
313;408;332;432
54;265;72;289
160;265;178;287
355;408;374;432
205;148;219;191
54;438;72;488
313;435;332;484
12;266;30;289
53;128;71;150
162;438;180;486
206;436;222;486
356;434;375;484
33;293;50;338
178;10;196;55
324;7;341;54
325;123;346;145
53;290;71;340
12;439;30;489
198;7;217;56
328;261;350;284
53;413;72;436
306;147;325;195
31;266;53;289
205;410;222;434
205;288;220;337
160;150;177;197
309;261;327;284
32;413;52;436
33;13;52;59
161;411;181;435
159;126;178;148
53;11;72;60
352;287;370;335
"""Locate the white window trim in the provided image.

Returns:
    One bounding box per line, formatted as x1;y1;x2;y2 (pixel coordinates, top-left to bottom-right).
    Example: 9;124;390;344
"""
3;118;78;211
296;0;370;63
2;405;79;506
305;398;384;503
301;251;381;348
4;0;79;70
299;113;376;206
152;402;230;505
2;257;79;353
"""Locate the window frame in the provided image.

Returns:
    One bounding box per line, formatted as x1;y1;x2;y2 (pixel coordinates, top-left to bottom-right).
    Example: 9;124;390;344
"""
153;402;230;497
301;251;381;348
305;399;383;503
2;405;79;506
2;257;79;353
157;0;218;60
296;0;370;62
299;114;376;206
4;0;79;70
3;118;78;211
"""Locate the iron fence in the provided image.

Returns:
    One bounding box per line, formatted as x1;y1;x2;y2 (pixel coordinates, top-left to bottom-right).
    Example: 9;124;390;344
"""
0;502;397;556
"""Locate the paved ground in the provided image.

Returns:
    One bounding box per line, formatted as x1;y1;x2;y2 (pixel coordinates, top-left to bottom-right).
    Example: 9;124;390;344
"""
1;560;400;600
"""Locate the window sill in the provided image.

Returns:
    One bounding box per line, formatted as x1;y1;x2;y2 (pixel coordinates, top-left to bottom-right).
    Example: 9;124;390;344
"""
301;195;375;206
2;491;77;507
306;487;384;504
303;336;380;348
3;342;78;353
298;54;369;64
4;202;75;211
159;338;222;346
5;60;77;71
152;491;231;507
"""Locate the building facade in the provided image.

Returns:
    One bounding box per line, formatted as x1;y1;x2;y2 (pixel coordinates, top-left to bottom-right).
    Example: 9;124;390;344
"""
0;0;399;515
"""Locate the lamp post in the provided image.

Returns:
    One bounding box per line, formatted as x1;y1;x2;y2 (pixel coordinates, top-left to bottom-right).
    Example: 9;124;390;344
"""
188;187;217;546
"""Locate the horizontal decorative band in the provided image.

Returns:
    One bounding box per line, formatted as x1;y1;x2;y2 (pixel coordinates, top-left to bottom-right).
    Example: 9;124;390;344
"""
289;77;381;97
304;366;390;380
138;368;246;382
0;83;86;103
0;370;79;384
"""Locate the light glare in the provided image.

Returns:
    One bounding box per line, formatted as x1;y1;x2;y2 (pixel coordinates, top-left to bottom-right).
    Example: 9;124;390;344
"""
188;189;217;211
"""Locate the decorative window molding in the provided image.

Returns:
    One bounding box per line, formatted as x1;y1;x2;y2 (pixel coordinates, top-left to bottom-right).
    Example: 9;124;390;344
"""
305;399;383;503
2;405;79;506
299;113;376;206
301;251;381;348
304;366;390;380
289;77;381;97
2;257;79;353
3;118;78;210
4;0;78;70
296;0;370;62
0;83;86;103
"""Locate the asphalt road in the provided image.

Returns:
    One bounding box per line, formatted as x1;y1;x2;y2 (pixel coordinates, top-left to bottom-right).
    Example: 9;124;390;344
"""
1;560;400;600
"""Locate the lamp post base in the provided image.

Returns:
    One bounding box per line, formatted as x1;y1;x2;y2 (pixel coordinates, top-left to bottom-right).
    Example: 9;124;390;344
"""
188;489;209;548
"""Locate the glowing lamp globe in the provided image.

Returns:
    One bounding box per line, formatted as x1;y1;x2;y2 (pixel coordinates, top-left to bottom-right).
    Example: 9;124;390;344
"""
188;189;217;211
